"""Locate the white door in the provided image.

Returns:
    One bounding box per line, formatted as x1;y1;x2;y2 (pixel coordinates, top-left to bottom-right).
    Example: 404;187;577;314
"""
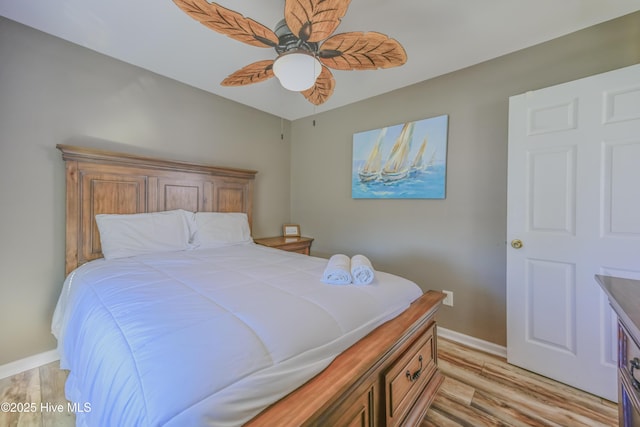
507;63;640;401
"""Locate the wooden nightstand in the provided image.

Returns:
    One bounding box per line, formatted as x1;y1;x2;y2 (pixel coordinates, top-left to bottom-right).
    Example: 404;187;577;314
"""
254;236;314;255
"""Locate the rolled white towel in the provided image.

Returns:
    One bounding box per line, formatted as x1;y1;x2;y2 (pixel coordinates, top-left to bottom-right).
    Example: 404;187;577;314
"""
351;254;375;285
322;254;352;285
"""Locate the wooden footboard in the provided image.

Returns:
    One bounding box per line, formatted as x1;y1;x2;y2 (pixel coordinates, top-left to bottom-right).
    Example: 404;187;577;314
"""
246;290;445;427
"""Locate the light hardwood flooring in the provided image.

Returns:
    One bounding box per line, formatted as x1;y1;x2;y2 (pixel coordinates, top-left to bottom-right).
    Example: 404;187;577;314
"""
423;338;617;426
0;338;617;427
0;359;73;427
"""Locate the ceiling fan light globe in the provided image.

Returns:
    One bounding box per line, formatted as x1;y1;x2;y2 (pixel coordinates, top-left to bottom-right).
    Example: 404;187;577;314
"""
273;51;322;92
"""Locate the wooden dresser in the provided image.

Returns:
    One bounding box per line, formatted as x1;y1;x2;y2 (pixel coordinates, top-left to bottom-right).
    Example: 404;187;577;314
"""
254;236;314;255
596;275;640;427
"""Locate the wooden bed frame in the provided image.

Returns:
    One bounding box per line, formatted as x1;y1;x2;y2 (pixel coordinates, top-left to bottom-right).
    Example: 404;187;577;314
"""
57;144;445;426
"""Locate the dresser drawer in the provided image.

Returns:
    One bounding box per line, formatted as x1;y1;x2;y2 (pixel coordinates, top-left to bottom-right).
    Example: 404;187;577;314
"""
619;321;640;420
384;323;436;426
285;244;312;255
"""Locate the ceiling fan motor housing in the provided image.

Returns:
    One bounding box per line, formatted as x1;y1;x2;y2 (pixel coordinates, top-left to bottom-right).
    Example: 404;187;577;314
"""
274;19;318;55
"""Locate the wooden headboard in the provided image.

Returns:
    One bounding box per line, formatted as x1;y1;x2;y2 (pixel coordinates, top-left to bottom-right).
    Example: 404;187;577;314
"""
58;144;257;275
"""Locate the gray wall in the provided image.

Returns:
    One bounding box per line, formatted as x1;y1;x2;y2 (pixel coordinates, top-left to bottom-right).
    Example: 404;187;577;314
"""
290;12;640;346
0;17;292;365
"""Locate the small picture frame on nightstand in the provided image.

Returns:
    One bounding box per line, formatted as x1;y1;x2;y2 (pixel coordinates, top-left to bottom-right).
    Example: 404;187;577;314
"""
283;224;301;237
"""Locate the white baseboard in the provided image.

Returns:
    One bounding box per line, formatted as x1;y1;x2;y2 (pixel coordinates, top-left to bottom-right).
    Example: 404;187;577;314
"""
0;349;60;380
438;327;507;358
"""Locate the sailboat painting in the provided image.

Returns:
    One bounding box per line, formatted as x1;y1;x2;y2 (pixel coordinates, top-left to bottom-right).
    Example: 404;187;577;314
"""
352;115;449;199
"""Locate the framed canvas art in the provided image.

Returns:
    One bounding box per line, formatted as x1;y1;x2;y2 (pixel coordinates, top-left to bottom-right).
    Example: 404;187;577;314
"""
352;115;449;199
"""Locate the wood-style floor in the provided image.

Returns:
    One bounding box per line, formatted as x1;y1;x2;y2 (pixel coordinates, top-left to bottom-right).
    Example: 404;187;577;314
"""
0;338;617;427
423;339;617;426
0;358;73;427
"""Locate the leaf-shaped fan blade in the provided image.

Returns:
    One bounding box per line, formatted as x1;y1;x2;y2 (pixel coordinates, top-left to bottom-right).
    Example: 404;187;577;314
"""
221;60;275;86
319;32;407;70
174;0;279;48
301;66;335;105
285;0;350;43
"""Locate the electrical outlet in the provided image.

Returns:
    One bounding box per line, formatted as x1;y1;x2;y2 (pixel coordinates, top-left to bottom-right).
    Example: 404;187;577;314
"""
442;290;454;306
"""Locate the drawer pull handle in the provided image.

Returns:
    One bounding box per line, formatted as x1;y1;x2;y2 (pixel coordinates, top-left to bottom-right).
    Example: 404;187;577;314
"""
405;355;423;382
631;357;640;391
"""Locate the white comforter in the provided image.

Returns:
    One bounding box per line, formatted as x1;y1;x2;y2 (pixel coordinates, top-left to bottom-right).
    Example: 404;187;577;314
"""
52;243;422;426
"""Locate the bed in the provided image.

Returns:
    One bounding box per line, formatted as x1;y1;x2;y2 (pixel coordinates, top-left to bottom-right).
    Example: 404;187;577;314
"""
54;144;445;426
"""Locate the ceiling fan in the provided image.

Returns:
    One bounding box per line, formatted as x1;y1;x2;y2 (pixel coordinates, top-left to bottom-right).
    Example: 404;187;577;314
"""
173;0;407;105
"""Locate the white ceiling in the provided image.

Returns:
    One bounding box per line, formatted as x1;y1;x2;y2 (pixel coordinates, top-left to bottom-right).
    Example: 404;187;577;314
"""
2;0;639;120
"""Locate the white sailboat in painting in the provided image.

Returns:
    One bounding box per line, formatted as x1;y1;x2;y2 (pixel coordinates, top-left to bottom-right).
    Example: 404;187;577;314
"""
427;151;437;168
380;122;415;182
410;136;428;174
358;127;387;182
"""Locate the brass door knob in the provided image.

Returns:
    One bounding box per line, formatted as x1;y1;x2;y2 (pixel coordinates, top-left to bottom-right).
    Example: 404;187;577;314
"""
511;239;523;249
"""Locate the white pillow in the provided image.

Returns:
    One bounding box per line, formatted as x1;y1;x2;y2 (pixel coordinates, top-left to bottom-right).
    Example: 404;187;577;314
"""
95;210;193;259
193;212;252;248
